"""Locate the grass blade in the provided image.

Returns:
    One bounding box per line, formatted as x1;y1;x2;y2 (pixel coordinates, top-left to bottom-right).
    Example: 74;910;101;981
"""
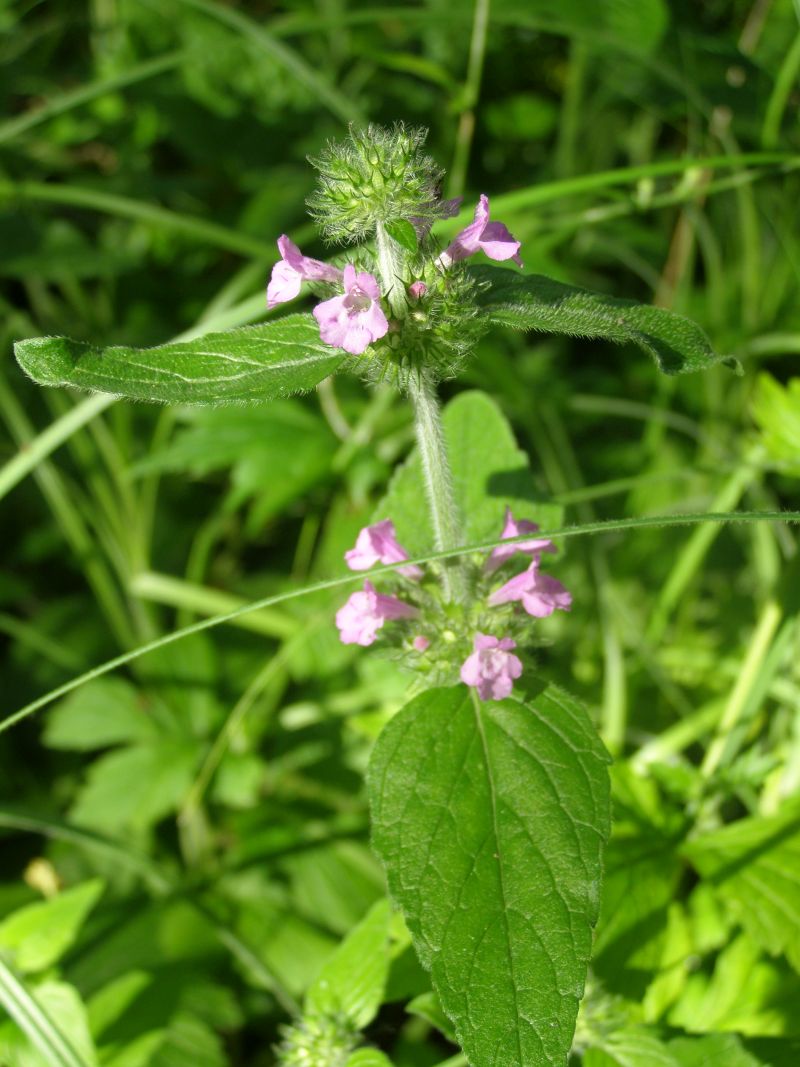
4;510;799;734
0;960;91;1067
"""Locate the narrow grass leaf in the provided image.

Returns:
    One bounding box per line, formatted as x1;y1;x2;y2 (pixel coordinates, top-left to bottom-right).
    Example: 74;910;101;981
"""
0;961;93;1067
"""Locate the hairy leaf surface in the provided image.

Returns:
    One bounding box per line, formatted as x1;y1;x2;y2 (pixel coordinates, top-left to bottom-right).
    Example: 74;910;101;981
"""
368;684;611;1067
14;314;343;404
471;266;725;375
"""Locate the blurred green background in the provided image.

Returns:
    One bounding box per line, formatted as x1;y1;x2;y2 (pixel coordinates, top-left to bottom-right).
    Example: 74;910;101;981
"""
1;1;800;1065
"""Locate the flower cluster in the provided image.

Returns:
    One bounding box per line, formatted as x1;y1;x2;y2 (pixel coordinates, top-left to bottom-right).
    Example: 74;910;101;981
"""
334;508;570;701
265;125;522;382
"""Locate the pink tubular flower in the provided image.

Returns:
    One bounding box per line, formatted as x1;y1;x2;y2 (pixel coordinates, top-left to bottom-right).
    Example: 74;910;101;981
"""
436;194;523;270
408;280;427;300
267;235;344;309
460;633;523;701
313;265;389;355
413;635;430;652
345;520;423;579
485;507;557;574
489;560;572;618
335;581;417;647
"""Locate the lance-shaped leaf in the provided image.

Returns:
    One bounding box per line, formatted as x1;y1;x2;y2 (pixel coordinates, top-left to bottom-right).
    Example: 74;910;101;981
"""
14;314;344;405
368;683;611;1067
471;265;728;375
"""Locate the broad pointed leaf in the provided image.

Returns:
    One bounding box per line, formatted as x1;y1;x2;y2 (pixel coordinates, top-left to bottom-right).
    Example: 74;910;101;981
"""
471;265;727;375
14;314;344;405
368;684;611;1067
0;880;104;974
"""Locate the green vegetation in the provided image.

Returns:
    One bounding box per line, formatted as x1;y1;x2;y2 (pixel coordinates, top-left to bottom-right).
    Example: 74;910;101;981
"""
2;2;800;1066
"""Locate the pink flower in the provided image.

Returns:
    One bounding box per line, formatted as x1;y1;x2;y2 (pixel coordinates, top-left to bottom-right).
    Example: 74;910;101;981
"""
267;235;343;309
413;635;430;652
335;581;417;646
313;265;389;355
408;281;427;300
460;633;523;701
489;560;572;618
437;194;523;270
485;507;557;574
345;520;423;579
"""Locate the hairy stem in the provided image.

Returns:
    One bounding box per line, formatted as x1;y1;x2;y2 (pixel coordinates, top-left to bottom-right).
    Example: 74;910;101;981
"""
374;221;408;318
406;370;465;601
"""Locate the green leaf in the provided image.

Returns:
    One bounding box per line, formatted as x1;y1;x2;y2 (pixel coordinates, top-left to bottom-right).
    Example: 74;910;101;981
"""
0;964;94;1067
585;1027;681;1067
44;679;157;752
306;899;391;1029
471;266;727;375
586;1029;797;1067
368;684;611;1067
134;401;335;532
684;799;800;973
69;742;197;834
344;1050;395;1067
592;832;682;1001
752;373;800;474
384;218;418;254
375;390;562;558
0;880;104;974
406;991;456;1042
14;314;344;405
667;1032;769;1066
668;931;800;1036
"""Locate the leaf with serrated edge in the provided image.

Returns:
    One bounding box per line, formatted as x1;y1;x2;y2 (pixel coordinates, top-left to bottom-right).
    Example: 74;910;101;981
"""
14;314;344;405
471;265;726;375
375;390;562;559
368;683;611;1067
684;798;800;973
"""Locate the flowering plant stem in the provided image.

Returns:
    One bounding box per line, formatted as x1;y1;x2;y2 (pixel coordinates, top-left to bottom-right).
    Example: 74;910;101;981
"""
374;221;408;318
372;220;467;601
406;369;466;602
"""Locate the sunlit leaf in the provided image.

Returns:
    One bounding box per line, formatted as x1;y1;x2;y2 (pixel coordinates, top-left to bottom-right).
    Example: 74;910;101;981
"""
472;266;727;375
369;683;611;1067
14;315;343;405
0;881;104;974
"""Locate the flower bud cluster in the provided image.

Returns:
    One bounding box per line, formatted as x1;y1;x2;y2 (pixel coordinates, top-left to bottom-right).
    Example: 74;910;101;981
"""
307;123;443;243
276;1013;356;1067
334;509;571;702
266;124;524;387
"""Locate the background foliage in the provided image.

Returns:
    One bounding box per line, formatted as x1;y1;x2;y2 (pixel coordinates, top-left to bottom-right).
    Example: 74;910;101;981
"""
2;1;800;1065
